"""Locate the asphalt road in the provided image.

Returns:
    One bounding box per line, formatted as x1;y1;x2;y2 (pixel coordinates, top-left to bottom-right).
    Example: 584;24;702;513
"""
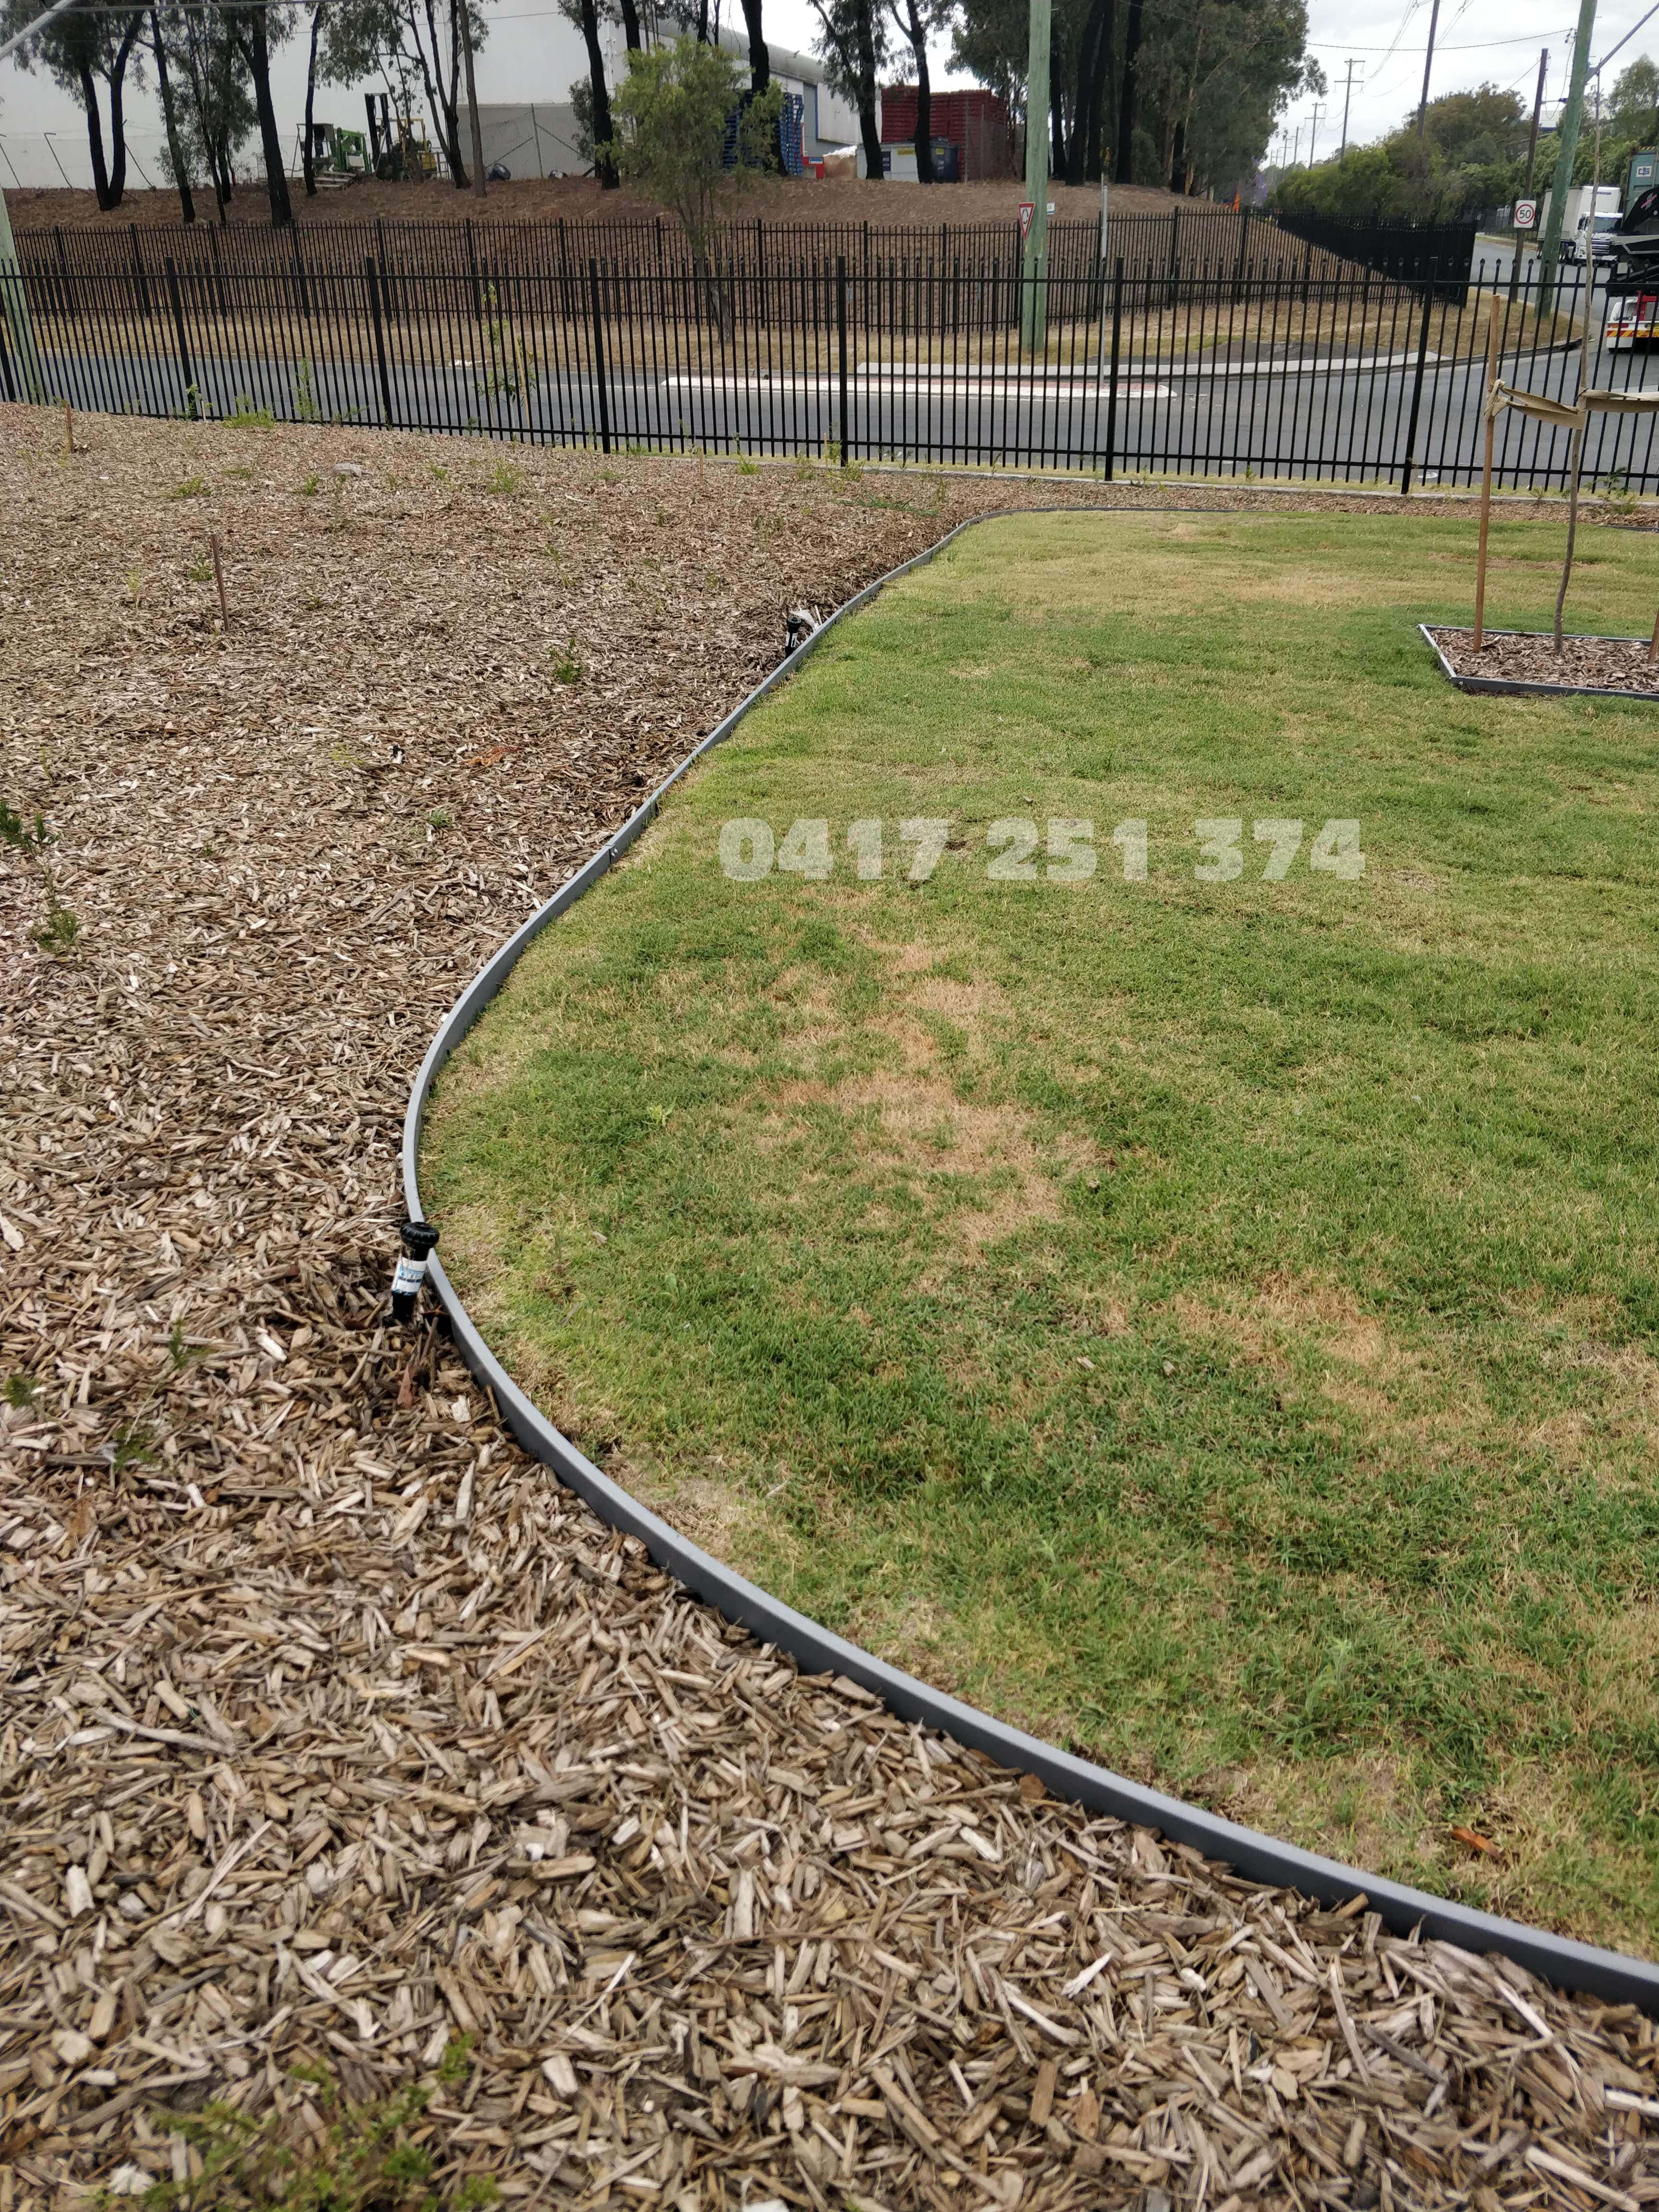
21;245;1659;490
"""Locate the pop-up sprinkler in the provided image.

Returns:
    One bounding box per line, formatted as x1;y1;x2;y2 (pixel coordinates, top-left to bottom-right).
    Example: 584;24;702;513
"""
391;1219;440;1323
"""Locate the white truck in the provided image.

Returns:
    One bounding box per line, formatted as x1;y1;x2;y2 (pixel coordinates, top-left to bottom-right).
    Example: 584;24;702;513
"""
1542;182;1622;264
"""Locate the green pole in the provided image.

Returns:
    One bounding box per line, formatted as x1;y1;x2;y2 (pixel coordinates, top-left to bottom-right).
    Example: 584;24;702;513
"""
0;187;47;404
1021;0;1051;354
1537;0;1598;323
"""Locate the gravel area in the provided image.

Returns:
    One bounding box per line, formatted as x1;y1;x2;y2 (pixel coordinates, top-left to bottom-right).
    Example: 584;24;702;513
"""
3;409;1657;2211
1429;626;1659;696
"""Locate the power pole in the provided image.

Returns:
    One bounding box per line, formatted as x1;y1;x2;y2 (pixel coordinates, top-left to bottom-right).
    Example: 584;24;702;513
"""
1021;0;1051;353
1308;100;1325;163
1417;0;1443;134
1339;59;1361;156
1539;0;1599;318
1524;46;1549;192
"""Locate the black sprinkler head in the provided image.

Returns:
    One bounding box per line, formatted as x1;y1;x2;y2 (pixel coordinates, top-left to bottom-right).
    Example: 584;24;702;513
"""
391;1218;441;1324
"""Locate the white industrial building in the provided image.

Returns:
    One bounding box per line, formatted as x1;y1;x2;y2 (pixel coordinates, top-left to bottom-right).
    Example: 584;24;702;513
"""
463;24;864;182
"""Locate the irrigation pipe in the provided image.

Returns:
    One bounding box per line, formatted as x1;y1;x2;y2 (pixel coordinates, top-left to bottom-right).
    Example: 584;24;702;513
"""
404;505;1659;2015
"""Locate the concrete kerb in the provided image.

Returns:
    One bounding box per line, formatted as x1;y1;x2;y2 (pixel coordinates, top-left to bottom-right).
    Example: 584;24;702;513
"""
402;505;1659;2016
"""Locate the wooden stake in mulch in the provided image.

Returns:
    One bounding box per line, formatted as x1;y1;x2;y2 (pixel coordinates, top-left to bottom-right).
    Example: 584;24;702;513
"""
1649;603;1659;668
62;397;73;457
209;530;229;630
1473;293;1502;652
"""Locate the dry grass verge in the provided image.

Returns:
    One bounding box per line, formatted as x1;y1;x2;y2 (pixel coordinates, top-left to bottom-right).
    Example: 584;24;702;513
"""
1;410;1655;2210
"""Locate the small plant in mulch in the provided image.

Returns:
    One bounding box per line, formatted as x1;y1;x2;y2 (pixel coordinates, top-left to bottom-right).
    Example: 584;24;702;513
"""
170;477;209;501
3;801;80;957
549;639;583;684
113;2049;498;2212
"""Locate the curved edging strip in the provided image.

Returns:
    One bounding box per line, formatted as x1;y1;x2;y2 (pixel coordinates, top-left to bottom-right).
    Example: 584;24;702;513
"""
404;506;1659;2015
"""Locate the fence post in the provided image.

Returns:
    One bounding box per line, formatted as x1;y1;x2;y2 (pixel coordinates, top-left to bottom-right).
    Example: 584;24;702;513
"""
290;227;309;320
466;216;481;317
588;258;612;456
1232;204;1250;303
129;223;151;319
164;259;198;420
1399;260;1438;496
364;254;394;427
1102;256;1123;481
1167;206;1179;308
836;253;850;465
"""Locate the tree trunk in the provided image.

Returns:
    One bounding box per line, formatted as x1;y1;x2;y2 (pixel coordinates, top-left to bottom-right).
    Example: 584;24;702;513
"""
78;63;113;211
100;17;142;209
905;0;933;180
1050;76;1066;180
1168;115;1185;193
1113;0;1141;184
579;0;617;186
854;0;882;180
459;0;486;197
151;10;196;221
1066;0;1098;182
739;0;767;87
302;3;323;194
234;7;295;226
697;0;709;40
618;0;641;48
1082;0;1113;179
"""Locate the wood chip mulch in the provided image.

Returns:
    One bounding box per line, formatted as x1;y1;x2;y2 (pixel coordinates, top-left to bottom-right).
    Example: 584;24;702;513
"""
2;409;1656;2212
1430;626;1659;696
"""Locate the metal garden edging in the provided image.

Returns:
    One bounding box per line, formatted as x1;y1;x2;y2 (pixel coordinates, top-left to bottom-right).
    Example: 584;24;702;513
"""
1421;621;1659;702
404;508;1659;2015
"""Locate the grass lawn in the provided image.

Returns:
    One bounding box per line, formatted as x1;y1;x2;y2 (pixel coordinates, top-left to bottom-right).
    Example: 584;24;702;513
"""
423;508;1659;1953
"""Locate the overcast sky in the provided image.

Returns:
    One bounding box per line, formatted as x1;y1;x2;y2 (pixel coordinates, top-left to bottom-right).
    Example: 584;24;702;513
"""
1285;0;1654;166
1;0;1653;191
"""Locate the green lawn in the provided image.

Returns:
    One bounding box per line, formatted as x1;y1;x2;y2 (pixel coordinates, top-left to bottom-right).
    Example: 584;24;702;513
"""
423;510;1659;1953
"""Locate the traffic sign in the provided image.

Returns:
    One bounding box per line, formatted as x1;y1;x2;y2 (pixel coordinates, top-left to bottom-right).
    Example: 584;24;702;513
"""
1019;201;1034;246
1514;198;1538;229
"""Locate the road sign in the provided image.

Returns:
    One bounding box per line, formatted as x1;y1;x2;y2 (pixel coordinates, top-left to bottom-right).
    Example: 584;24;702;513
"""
1514;197;1538;229
1019;201;1034;246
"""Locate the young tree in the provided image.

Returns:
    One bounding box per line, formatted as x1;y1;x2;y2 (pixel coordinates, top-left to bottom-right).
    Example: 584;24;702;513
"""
605;36;782;309
149;5;195;219
4;0;146;210
811;0;886;180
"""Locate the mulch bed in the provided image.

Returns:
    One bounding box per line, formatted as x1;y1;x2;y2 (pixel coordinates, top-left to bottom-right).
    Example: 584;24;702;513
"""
2;409;1657;2211
1428;625;1659;697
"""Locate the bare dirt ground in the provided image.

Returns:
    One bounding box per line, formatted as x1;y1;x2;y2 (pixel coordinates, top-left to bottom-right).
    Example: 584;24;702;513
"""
3;176;1186;234
2;410;1657;2211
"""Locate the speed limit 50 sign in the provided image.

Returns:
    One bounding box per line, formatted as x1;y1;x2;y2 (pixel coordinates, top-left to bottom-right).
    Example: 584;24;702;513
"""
1514;197;1538;229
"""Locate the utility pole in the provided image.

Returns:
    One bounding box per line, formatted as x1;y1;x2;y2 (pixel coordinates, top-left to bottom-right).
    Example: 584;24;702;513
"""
1417;0;1443;134
1339;59;1361;156
1524;45;1549;192
1308;100;1325;163
1021;0;1051;353
1539;0;1599;318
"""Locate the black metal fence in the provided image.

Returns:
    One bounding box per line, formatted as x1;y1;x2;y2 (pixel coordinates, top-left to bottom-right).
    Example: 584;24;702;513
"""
3;235;1655;493
10;206;1356;296
1271;211;1478;299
